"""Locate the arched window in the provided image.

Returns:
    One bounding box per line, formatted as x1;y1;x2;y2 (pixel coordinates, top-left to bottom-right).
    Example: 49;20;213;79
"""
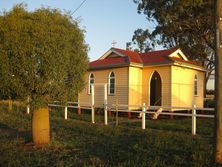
194;74;198;96
108;72;115;95
89;73;94;94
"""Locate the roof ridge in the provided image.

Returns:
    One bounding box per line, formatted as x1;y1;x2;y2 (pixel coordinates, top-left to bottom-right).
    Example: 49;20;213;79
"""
113;46;179;52
139;47;179;55
112;47;137;54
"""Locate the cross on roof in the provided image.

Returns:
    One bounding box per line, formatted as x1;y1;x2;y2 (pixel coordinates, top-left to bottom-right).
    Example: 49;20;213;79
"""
111;40;117;47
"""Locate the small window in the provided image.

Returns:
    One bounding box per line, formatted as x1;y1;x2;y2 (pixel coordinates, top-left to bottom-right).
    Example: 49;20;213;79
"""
194;74;198;96
89;73;94;94
108;72;115;95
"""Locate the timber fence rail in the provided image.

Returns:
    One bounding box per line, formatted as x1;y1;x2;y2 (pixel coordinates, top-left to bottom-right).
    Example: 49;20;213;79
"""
107;103;214;134
47;101;214;136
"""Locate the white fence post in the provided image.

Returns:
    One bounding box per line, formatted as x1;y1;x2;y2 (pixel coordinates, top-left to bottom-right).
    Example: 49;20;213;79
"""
26;96;30;114
142;103;146;129
192;104;196;135
65;106;68;120
26;104;30;114
104;84;108;125
91;84;95;123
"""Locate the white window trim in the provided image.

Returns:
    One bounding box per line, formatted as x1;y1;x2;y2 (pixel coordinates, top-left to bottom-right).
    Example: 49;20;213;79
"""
88;73;94;95
108;72;115;95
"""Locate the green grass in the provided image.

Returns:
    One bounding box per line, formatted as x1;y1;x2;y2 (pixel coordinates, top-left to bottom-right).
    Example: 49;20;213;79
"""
0;105;219;167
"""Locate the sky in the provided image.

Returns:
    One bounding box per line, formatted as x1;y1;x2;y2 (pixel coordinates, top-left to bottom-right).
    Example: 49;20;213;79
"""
0;0;153;61
0;0;214;89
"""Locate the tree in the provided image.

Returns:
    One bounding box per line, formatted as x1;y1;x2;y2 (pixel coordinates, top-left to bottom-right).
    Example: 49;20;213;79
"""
132;0;214;89
215;0;222;163
129;29;153;52
0;4;88;144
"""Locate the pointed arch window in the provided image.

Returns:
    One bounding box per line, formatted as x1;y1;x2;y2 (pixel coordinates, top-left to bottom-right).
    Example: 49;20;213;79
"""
194;74;198;96
89;73;94;94
108;72;115;95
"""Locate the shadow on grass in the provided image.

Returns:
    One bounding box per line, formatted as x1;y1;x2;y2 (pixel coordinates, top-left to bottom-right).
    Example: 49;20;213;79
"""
0;122;32;143
0;108;217;166
73;125;209;166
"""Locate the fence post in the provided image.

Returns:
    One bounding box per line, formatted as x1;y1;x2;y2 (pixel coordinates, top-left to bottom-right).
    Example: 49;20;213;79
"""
104;84;108;125
77;99;81;115
26;96;30;114
91;84;95;123
65;106;68;120
192;104;196;135
26;104;30;114
142;103;146;129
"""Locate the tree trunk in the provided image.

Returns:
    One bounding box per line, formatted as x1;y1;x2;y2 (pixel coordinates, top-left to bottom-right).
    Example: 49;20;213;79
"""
215;0;222;163
32;107;50;145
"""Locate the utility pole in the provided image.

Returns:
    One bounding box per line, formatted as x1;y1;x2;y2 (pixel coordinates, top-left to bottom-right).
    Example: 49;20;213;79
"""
215;0;222;164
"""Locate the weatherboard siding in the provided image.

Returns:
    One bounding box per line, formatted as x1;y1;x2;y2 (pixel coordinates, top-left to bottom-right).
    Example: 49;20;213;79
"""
78;67;129;108
78;65;204;110
171;65;204;108
79;47;205;111
142;66;171;107
128;66;143;109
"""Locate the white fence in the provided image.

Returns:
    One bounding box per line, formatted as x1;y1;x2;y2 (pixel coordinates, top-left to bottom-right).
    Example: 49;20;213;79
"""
48;100;214;136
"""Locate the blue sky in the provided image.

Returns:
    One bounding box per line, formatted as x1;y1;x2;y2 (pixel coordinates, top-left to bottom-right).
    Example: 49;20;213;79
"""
0;0;153;61
0;0;214;89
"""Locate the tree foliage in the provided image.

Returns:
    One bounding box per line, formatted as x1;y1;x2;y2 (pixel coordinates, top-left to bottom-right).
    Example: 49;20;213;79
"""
127;29;153;52
131;0;214;85
0;4;88;107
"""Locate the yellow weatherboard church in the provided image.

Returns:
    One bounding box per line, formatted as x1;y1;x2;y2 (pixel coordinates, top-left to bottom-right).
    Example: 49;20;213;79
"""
78;47;205;110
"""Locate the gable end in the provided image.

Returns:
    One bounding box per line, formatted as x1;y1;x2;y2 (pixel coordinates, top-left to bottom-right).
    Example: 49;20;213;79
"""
168;49;188;61
99;48;127;60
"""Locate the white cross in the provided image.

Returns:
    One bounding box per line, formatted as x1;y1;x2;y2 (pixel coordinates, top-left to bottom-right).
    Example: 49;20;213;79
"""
111;40;117;47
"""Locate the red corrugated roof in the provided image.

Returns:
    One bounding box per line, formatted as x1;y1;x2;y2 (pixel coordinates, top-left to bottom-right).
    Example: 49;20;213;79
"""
170;57;198;66
89;47;200;69
139;47;178;64
113;48;143;64
89;56;129;69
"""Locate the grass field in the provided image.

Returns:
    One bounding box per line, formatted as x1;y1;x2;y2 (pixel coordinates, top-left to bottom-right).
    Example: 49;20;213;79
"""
0;105;219;167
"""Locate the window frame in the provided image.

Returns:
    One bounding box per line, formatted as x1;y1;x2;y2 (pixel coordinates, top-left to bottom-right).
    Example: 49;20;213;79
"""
194;74;198;96
88;73;94;95
108;72;115;95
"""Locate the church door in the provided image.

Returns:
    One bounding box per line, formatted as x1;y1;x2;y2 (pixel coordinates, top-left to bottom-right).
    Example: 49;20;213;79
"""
150;71;162;106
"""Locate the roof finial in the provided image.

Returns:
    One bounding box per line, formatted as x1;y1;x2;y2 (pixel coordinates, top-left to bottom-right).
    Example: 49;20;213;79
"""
111;40;117;48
